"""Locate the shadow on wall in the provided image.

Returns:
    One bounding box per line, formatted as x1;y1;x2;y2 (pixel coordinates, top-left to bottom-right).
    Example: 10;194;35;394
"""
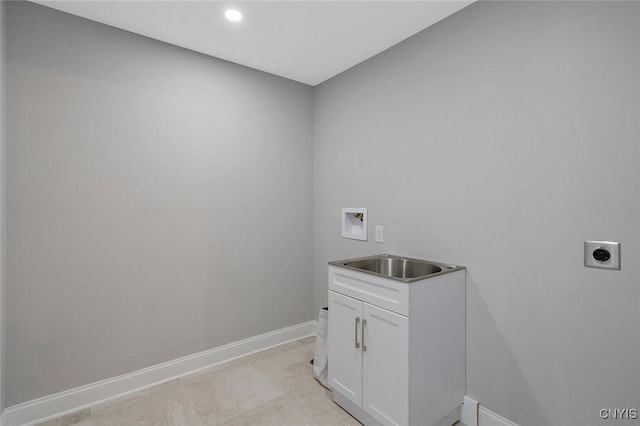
466;272;549;426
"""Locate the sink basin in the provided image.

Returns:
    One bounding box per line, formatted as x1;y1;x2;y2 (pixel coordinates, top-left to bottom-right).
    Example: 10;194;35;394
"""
329;254;463;283
344;257;441;278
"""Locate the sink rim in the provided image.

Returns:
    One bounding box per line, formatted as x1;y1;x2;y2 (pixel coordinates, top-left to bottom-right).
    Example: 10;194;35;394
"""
328;254;465;283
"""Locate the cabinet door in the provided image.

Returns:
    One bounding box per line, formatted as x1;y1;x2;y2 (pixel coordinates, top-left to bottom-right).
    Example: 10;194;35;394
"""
329;291;363;407
362;302;409;426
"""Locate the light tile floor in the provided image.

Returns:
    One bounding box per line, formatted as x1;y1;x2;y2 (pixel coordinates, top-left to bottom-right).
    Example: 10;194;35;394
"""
36;337;360;426
36;337;465;426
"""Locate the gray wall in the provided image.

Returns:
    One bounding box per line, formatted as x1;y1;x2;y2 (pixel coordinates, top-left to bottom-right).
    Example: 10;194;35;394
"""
1;0;6;414
313;2;639;425
5;1;640;422
6;2;314;406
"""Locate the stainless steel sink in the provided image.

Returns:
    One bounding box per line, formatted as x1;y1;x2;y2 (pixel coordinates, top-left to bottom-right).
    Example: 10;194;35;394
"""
329;254;463;283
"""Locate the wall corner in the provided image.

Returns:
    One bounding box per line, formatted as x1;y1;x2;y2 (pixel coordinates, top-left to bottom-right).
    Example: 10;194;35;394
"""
0;0;7;415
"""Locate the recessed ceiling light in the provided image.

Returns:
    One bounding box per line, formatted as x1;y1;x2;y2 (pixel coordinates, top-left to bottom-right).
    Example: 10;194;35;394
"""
224;9;242;22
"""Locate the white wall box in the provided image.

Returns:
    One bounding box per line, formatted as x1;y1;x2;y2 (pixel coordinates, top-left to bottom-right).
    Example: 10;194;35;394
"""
342;208;368;241
328;262;465;426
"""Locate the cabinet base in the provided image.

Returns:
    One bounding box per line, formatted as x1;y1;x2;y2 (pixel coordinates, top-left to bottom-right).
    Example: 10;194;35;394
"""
333;392;383;426
333;391;461;426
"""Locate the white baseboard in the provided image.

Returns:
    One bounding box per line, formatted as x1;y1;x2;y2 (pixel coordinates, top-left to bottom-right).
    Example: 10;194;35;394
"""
461;395;479;426
461;395;518;426
479;406;518;426
5;321;316;426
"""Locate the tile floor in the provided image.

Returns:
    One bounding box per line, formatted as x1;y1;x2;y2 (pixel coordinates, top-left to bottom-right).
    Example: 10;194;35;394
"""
36;337;465;426
36;337;360;426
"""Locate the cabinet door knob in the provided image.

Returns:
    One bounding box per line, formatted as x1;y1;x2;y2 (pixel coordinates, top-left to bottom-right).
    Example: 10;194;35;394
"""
355;317;361;349
362;319;367;352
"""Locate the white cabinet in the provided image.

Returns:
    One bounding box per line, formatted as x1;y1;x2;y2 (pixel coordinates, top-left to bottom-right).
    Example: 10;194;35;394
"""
329;291;364;406
329;291;409;425
362;301;409;426
328;265;465;426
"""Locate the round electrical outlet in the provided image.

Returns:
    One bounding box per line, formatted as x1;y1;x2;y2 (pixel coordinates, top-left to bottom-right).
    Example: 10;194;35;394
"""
593;248;611;262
